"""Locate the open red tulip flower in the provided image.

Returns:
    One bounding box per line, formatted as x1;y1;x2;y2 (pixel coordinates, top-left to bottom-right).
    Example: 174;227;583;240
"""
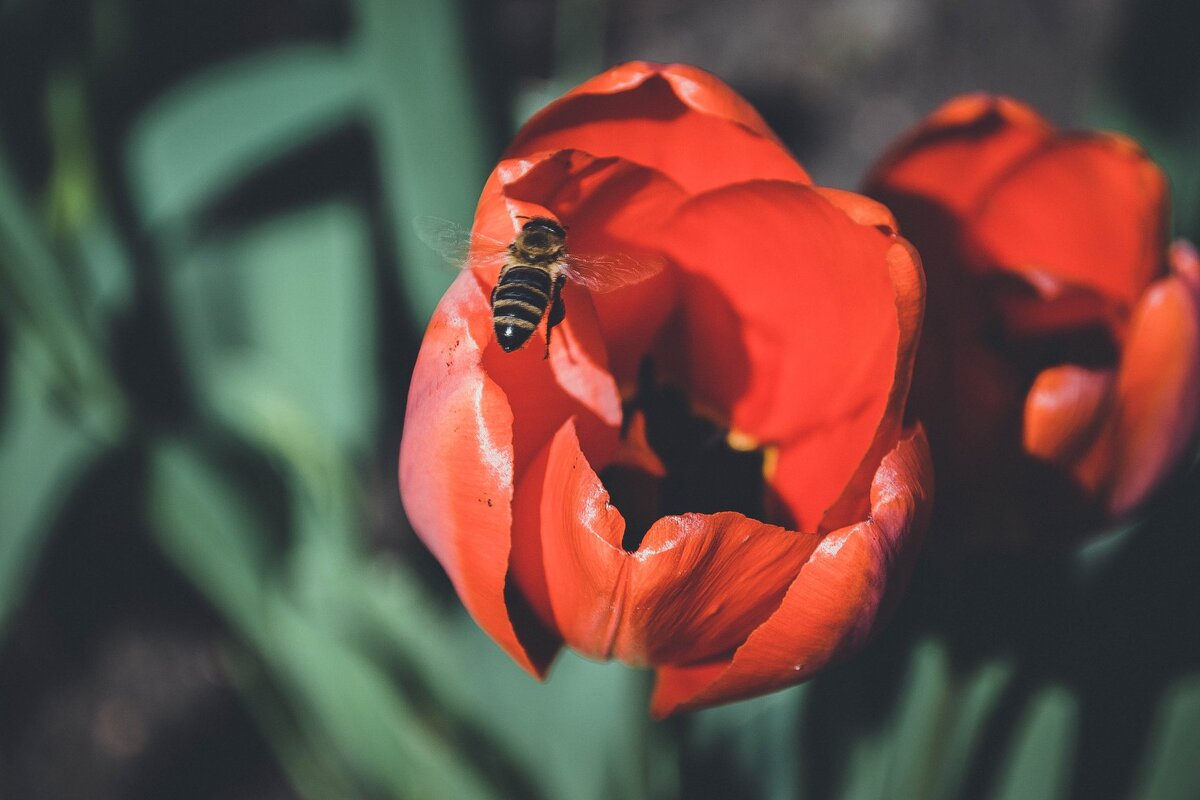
399;63;932;716
866;95;1200;549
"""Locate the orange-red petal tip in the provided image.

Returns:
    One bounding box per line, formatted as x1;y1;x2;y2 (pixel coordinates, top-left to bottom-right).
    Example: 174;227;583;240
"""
650;428;932;717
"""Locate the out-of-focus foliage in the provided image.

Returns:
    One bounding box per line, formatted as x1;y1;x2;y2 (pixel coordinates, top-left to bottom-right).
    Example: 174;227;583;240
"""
0;0;1198;798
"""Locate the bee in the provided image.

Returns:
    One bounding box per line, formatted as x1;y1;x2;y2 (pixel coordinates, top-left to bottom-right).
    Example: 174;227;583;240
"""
415;216;661;357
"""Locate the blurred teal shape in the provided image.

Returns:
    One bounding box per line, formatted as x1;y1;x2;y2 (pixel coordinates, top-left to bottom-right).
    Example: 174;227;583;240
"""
147;440;504;800
165;201;378;454
354;0;492;322
227;650;370;800
927;657;1015;799
686;682;807;800
0;346;99;638
684;637;1019;800
446;635;665;800
1131;674;1200;800
830;639;990;800
128;1;492;325
0;144;123;638
0;152;124;437
126;44;358;228
990;685;1078;800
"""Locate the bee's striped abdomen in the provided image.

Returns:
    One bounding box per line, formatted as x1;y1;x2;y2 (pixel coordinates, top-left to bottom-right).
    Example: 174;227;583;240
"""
492;264;552;352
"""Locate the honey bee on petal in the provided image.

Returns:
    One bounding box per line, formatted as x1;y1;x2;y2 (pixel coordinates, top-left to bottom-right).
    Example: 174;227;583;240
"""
415;216;662;357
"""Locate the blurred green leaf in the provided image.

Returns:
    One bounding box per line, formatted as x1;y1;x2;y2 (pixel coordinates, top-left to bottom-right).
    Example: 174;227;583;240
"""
990;685;1078;800
353;0;491;321
225;648;368;800
147;440;505;800
166;201;378;455
879;638;953;800
684;637;1024;800
689;685;806;800
127;44;359;227
147;440;272;629
0;139;122;640
445;633;661;800
0;339;100;637
264;592;500;800
44;66;100;237
930;658;1015;800
0;152;125;438
1131;674;1200;800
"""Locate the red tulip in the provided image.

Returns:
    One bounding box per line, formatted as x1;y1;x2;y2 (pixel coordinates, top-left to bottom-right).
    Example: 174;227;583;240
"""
400;63;932;716
866;95;1200;549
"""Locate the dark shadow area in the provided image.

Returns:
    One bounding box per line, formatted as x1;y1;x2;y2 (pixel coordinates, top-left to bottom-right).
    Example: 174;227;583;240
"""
603;357;786;552
676;725;763;800
0;446;296;800
104;0;354;115
795;462;1200;799
1110;0;1200;131
369;625;553;800
738;81;826;162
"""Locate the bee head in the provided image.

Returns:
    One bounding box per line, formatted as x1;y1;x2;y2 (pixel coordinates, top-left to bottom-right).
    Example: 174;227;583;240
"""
518;217;566;254
522;217;566;237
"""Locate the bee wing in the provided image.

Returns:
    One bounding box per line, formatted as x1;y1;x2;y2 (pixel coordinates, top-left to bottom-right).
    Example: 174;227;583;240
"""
412;216;509;270
561;251;665;293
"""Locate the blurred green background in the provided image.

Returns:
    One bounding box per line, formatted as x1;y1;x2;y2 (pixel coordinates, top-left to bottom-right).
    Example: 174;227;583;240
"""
1;1;1198;798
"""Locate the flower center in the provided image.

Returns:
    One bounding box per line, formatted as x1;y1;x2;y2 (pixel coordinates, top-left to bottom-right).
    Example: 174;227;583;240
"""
600;361;777;551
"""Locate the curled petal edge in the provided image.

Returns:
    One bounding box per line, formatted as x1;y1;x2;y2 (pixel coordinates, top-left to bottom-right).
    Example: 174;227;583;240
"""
1023;365;1115;466
399;272;558;677
650;426;934;717
507;64;811;192
514;417;822;668
526;60;785;148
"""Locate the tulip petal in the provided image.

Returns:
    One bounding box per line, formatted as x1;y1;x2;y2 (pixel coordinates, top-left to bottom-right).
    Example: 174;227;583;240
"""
866;94;1052;217
813;187;898;232
551;62;782;141
524;419;821;667
970;134;1169;309
650;428;932;717
627;512;820;667
819;238;926;531
1099;272;1200;515
510;415;627;647
659;181;907;531
1024;365;1115;466
399;273;557;675
508;63;810;194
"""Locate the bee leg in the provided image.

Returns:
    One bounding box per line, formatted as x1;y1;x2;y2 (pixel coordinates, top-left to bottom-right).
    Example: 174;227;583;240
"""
545;274;567;359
